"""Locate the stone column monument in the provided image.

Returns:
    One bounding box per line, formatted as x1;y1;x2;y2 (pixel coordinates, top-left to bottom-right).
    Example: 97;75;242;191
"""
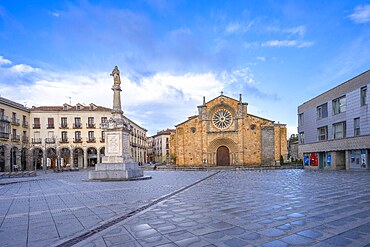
89;66;147;180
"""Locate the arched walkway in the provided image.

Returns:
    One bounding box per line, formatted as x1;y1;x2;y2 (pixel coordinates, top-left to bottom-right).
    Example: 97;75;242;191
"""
0;145;5;172
87;147;97;166
99;147;105;163
60;148;70;168
73;148;84;168
32;148;43;170
21;148;27;170
46;148;57;169
10;147;18;171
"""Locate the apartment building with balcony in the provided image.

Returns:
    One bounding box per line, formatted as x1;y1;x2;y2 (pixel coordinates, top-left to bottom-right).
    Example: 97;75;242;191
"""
298;70;370;170
0;97;148;171
0;97;30;172
151;129;175;164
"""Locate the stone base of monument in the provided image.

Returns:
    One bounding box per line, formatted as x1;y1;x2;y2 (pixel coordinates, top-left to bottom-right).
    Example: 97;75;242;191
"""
88;163;151;181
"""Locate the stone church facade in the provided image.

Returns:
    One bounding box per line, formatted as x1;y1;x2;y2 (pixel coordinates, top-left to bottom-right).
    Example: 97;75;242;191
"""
170;93;287;166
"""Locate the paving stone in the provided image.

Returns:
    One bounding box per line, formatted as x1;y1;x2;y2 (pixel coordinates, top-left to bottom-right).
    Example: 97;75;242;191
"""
280;233;316;245
0;169;370;247
262;239;289;247
223;237;249;247
164;229;196;242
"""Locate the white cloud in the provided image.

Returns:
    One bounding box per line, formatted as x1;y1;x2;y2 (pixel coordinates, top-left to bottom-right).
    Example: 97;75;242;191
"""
256;56;266;61
226;22;241;33
267;25;306;37
349;5;370;23
225;21;253;34
49;11;60;17
0;56;12;65
262;40;314;48
284;26;306;36
219;67;255;85
9;64;39;74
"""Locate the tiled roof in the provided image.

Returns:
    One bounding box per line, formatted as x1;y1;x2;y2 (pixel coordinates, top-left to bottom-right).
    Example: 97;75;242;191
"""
0;97;29;112
152;128;176;137
30;105;112;111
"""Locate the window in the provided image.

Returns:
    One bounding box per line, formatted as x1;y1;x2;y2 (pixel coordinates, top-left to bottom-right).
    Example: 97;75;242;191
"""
299;132;305;144
0;108;4;118
75;131;81;141
74;117;81;128
12;112;16;122
101;117;107;123
101;131;105;142
316;103;328;120
333;121;346;139
298;113;304;126
33;118;40;129
22;115;27;126
47;118;54;129
332;96;346;115
354;118;360;136
88;131;94;139
317;126;328;141
61;117;68;128
12;129;17;138
361;86;367;106
61;131;68;142
87;117;95;128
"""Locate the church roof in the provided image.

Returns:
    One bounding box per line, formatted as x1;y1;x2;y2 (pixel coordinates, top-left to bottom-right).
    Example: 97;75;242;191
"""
197;93;248;107
175;115;198;127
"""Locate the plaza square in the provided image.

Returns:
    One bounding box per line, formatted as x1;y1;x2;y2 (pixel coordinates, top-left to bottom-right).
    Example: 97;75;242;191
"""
0;169;369;246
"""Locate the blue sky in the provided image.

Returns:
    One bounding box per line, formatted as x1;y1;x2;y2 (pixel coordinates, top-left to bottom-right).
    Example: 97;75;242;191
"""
1;0;370;136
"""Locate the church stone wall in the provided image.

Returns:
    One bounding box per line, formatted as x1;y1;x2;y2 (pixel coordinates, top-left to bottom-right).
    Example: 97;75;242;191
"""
172;94;287;166
262;125;275;165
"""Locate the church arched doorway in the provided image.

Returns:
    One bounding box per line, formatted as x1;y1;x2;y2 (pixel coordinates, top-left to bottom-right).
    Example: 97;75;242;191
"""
217;146;230;166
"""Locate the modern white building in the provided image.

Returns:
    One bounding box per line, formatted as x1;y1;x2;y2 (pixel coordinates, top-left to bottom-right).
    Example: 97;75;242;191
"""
298;70;369;170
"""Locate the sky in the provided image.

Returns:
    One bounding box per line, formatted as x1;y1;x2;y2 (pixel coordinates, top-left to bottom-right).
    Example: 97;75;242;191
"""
1;0;370;136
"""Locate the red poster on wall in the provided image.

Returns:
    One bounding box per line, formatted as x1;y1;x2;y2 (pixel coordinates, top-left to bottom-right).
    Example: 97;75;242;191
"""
310;153;318;166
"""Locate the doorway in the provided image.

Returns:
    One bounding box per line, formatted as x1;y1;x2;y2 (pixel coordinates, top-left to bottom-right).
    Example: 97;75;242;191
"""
217;146;230;166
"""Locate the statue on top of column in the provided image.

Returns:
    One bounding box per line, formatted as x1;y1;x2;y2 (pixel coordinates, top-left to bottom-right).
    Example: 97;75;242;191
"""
111;66;121;86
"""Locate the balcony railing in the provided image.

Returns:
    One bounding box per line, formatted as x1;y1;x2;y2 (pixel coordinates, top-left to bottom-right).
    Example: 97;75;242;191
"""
33;124;41;129
59;138;69;143
87;137;96;143
73;138;82;143
100;122;109;128
22;136;29;143
45;137;56;144
11;135;20;142
73;123;82;129
60;123;69;129
0;132;9;140
22;121;28;128
47;124;55;129
0;115;9;121
31;138;42;144
86;123;96;128
100;137;105;143
11;118;20;126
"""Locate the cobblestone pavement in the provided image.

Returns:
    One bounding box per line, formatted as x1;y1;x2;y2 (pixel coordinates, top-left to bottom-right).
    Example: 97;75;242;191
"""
0;169;212;247
1;169;370;247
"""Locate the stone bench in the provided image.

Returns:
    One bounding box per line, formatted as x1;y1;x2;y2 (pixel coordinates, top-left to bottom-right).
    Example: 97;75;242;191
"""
0;171;36;178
